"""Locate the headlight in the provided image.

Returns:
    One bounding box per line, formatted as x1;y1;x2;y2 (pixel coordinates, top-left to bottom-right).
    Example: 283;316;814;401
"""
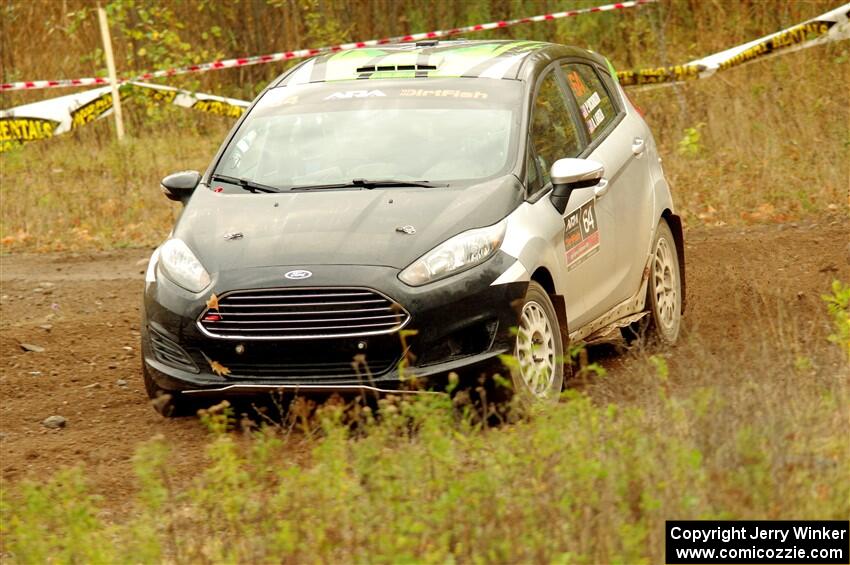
158;238;211;292
399;220;506;286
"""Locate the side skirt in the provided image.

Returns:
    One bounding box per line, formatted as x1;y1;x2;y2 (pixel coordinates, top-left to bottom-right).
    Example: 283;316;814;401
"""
569;261;651;345
569;212;685;346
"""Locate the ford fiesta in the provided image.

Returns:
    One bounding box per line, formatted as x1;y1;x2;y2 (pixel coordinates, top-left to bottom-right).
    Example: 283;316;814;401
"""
142;40;685;415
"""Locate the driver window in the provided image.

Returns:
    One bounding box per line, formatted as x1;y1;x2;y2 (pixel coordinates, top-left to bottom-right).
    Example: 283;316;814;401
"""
529;69;582;191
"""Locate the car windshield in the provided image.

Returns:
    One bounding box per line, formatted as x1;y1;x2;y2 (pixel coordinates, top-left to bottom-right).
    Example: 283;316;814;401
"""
213;79;522;190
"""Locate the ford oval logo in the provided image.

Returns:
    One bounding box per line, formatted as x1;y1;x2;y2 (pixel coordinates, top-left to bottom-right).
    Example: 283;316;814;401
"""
284;269;312;280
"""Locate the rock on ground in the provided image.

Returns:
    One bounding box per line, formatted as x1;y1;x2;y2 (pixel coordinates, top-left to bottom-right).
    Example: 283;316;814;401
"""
42;415;67;429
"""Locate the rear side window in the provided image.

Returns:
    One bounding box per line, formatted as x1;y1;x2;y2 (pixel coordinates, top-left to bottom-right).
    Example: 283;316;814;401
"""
562;63;617;142
528;70;582;192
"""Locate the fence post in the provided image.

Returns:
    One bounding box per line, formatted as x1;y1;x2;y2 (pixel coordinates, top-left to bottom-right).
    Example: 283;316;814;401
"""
97;5;125;141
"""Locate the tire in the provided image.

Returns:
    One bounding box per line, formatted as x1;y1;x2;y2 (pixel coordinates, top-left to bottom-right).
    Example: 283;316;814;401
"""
143;364;193;417
508;281;565;403
645;219;683;345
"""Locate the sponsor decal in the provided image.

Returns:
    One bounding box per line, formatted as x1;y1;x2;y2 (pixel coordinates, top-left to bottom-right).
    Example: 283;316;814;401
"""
564;200;600;270
586;108;605;134
567;70;588;97
399;89;488;98
324;90;386;100
579;91;601;118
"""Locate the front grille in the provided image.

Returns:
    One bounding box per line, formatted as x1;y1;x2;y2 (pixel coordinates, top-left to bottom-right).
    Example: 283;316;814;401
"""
200;335;404;382
224;357;398;380
198;287;410;340
149;326;199;373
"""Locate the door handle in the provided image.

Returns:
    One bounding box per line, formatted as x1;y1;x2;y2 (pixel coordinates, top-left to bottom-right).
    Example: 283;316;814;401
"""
632;137;646;156
594;178;609;198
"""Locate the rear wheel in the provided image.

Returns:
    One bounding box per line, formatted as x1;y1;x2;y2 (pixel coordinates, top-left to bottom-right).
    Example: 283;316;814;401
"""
645;219;682;344
509;281;565;403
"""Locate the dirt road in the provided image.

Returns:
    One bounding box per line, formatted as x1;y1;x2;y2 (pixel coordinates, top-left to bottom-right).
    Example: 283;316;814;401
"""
1;218;847;509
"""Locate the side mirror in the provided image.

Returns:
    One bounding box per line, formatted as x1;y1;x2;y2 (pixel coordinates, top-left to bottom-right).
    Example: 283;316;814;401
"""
549;158;605;214
160;170;201;203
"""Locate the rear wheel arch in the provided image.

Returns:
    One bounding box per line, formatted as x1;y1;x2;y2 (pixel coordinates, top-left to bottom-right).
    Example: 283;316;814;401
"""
660;209;686;314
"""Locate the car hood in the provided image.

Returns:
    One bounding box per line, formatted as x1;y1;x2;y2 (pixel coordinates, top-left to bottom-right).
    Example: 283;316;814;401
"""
174;175;524;272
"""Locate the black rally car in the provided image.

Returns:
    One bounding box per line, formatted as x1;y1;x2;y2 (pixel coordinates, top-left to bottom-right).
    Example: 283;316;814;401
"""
142;40;684;414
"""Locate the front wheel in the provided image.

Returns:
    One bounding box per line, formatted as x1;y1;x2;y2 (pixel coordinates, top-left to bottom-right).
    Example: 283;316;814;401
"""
509;281;565;403
645;219;683;344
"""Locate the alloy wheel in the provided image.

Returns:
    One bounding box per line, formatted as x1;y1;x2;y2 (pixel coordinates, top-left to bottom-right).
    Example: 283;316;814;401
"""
515;300;557;397
653;236;679;332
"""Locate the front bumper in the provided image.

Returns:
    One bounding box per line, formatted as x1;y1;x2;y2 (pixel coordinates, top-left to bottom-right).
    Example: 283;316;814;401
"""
142;251;527;393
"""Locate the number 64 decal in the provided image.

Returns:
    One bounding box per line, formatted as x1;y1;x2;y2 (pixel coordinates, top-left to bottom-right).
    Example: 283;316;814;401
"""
564;200;601;269
581;205;596;234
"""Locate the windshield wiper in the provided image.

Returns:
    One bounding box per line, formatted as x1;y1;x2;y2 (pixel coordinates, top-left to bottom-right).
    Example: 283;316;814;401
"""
290;179;445;191
210;174;283;194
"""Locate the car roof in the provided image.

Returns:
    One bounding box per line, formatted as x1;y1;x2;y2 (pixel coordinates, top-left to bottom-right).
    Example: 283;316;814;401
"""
273;40;603;86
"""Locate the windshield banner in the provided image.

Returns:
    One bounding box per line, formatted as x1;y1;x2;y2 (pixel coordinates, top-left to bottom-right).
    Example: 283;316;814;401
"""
0;82;249;153
616;3;850;87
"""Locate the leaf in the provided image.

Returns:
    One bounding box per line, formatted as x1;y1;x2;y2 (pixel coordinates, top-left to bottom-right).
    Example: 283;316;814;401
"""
206;293;219;311
208;359;231;377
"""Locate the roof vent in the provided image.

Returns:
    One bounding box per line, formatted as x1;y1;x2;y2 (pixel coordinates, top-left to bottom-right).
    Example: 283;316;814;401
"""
356;63;437;73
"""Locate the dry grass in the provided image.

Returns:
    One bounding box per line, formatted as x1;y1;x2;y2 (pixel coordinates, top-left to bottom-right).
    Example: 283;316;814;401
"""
2;40;848;252
0;109;230;251
2;0;848;252
1;287;847;563
633;47;850;226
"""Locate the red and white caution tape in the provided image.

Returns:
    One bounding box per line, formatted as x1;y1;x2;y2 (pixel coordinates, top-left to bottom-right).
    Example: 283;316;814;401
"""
5;2;846;152
1;0;654;93
0;77;113;92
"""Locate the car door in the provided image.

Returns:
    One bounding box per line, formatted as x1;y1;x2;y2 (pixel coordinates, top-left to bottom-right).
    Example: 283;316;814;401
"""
560;61;654;311
527;66;618;331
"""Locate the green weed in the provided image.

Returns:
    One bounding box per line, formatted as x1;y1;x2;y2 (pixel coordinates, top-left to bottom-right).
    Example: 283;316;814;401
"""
823;280;850;360
677;123;705;157
3;289;847;563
